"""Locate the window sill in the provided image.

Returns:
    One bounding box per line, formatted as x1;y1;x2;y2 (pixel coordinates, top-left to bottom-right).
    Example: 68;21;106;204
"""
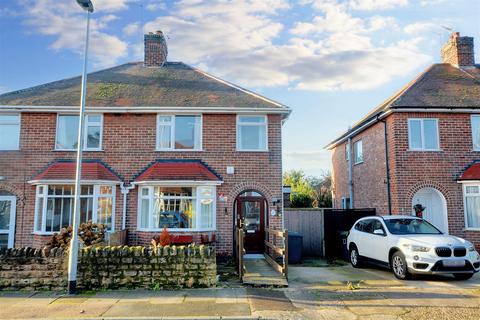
407;149;443;152
137;228;216;233
53;149;104;152
155;149;204;152
354;161;364;165
236;149;269;152
464;228;480;232
0;149;20;152
33;230;114;236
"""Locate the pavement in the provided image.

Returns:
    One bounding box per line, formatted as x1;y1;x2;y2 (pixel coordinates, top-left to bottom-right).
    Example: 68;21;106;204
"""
1;263;480;319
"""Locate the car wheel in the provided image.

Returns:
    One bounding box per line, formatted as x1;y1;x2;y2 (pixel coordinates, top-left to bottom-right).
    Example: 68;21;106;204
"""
453;273;474;280
391;251;411;280
350;246;362;268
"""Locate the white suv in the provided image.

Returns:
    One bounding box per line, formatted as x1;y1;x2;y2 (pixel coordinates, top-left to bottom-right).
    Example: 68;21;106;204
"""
347;215;480;280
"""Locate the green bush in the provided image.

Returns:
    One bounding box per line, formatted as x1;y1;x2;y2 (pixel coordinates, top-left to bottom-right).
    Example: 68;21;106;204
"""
290;193;313;208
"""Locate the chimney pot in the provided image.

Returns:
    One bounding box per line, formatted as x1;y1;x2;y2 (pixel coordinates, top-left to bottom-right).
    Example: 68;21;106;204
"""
144;30;168;67
441;32;475;68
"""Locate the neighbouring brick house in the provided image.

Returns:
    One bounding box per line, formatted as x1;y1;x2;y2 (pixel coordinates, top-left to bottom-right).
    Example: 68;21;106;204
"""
327;32;480;246
0;31;290;256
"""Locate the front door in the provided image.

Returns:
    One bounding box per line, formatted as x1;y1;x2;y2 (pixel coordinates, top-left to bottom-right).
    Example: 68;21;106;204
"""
237;197;265;254
412;187;448;234
0;196;16;249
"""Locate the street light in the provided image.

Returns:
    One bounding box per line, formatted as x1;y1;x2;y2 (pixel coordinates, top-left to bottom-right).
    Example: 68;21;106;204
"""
67;0;94;295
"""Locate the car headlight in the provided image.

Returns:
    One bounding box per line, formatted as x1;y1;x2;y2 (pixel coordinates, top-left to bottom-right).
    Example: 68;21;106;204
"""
468;245;476;252
403;244;431;252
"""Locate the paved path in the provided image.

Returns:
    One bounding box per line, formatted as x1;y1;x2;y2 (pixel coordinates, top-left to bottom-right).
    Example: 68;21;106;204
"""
1;264;480;319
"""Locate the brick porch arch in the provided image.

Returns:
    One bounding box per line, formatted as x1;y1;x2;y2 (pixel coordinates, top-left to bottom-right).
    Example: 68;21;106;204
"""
403;181;450;213
226;182;274;211
0;182;25;208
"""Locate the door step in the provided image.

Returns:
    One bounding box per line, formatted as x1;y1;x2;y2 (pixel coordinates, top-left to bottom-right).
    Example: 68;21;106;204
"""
243;254;265;260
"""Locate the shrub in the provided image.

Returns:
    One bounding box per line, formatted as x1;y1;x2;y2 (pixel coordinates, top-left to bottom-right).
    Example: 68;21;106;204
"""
152;227;171;247
290;193;313;208
46;221;106;248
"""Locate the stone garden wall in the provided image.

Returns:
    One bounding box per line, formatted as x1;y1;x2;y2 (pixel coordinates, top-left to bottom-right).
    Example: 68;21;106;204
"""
0;247;67;291
0;245;216;291
78;245;216;289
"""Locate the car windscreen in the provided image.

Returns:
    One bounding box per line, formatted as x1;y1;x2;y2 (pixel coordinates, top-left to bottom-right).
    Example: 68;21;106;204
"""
383;218;442;235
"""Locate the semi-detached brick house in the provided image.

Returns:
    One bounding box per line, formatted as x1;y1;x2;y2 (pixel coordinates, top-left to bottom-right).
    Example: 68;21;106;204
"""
327;32;480;247
0;31;291;256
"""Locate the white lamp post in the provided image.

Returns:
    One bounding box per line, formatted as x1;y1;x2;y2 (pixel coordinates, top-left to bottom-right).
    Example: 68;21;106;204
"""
68;0;94;295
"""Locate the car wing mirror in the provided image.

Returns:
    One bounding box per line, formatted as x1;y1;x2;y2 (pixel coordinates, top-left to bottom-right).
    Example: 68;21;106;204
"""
373;229;385;236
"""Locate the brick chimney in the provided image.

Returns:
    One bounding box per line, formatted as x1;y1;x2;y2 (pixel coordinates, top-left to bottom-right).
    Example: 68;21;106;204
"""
441;32;475;68
144;30;168;67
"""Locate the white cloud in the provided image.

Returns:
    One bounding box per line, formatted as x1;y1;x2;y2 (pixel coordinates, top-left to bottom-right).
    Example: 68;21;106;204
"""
139;0;430;91
404;21;439;35
123;22;140;36
349;0;409;11
0;86;9;94
146;2;167;11
21;0;128;68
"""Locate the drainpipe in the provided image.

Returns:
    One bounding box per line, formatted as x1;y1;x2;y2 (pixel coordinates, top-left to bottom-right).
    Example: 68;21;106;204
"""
380;118;393;215
347;138;354;209
120;182;135;230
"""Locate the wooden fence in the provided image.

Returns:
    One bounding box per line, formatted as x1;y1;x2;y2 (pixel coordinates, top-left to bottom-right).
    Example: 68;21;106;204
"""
284;208;326;257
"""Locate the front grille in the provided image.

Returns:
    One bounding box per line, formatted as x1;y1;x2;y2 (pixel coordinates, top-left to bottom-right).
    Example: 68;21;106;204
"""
454;247;467;257
435;247;452;257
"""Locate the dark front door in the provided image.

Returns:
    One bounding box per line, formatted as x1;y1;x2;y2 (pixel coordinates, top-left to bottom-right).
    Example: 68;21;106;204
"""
237;197;265;254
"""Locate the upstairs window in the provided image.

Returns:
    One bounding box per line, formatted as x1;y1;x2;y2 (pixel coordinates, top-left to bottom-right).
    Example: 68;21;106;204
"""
354;140;363;164
237;115;267;151
0;114;20;150
156;115;201;150
56;114;103;151
471;115;480;150
408;118;439;151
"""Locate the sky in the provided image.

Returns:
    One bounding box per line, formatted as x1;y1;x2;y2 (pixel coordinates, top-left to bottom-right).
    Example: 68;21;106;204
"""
0;0;479;177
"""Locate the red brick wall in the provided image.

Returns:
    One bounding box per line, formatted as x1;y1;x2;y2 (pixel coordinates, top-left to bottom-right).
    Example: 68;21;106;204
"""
331;120;389;213
0;113;283;255
331;111;480;247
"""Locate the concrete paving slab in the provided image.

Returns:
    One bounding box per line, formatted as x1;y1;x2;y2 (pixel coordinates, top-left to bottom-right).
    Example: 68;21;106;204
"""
247;288;296;312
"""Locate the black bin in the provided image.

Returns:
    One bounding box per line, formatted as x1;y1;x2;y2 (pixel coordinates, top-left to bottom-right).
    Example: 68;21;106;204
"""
288;232;303;264
337;231;350;261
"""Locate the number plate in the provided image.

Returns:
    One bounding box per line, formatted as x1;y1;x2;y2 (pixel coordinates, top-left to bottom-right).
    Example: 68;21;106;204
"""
442;260;466;267
246;230;256;234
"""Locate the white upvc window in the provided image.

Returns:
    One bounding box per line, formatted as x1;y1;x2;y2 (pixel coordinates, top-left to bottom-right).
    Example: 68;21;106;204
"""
353;140;363;164
471;115;480;151
137;185;216;231
341;197;351;209
34;184;115;234
55;114;103;151
463;183;480;230
236;115;268;151
0;114;20;150
345;143;350;162
408;118;440;151
156;115;202;151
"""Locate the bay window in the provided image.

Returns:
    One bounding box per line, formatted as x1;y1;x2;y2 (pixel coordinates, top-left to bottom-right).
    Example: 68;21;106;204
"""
237;115;267;151
56;114;103;150
463;184;480;229
138;185;216;231
34;184;115;233
156;115;201;150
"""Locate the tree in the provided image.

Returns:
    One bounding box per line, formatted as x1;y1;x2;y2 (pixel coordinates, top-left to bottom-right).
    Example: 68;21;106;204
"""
283;169;332;208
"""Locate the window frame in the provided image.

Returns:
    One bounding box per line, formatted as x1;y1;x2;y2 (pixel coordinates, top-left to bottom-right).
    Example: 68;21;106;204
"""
471;115;480;151
341;197;350;209
155;114;203;151
0;113;21;151
33;184;116;235
136;185;216;232
345;143;350;162
353;140;363;164
55;114;103;151
236;115;268;152
462;182;480;231
408;118;440;151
